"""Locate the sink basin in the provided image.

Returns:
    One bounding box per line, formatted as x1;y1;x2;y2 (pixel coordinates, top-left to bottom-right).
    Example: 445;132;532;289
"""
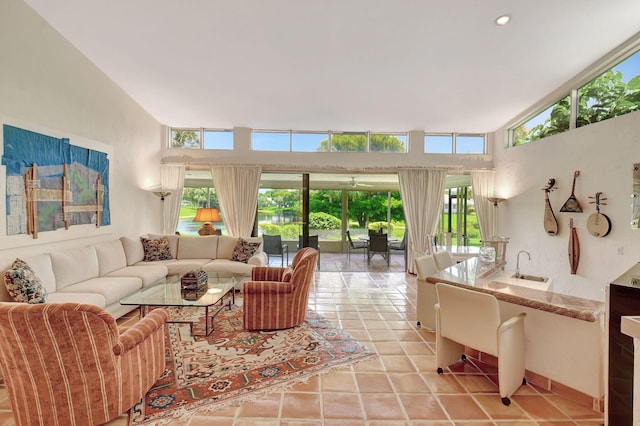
511;273;549;283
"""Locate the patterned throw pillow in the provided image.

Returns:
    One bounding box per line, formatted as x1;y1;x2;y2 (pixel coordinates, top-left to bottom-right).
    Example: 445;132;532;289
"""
4;258;47;304
230;238;262;263
140;237;173;261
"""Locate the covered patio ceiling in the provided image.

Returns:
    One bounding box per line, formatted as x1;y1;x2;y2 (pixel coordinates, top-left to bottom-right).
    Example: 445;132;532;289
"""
184;170;472;191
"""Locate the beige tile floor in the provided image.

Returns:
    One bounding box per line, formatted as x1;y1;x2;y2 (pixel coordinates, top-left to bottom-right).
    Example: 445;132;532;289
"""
0;253;605;425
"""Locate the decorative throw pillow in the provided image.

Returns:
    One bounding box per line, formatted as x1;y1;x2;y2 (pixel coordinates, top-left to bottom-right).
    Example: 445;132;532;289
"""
4;258;47;304
230;238;262;263
282;267;294;282
140;237;173;261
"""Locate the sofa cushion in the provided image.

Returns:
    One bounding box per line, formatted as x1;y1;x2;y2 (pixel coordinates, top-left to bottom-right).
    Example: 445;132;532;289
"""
3;258;47;303
46;291;106;307
230;238;262;263
94;239;127;276
50;246;100;290
177;235;218;259
148;234;179;259
57;276;141;305
216;236;238;259
203;259;256;276
120;236;144;265
22;254;56;294
165;259;211;276
141;237;173;261
105;264;168;288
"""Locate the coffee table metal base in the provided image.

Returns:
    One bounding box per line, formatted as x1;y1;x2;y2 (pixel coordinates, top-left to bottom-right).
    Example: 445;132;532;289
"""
141;290;235;336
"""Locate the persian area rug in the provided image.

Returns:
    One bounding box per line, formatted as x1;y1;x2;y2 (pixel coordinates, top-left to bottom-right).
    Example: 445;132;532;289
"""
128;297;376;425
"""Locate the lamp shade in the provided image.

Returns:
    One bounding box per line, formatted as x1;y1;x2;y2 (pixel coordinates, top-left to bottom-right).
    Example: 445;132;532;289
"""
193;207;221;223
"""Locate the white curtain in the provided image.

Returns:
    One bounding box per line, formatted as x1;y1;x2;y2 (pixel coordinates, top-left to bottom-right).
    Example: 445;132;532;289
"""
160;164;186;234
210;165;262;237
471;170;495;239
398;168;447;274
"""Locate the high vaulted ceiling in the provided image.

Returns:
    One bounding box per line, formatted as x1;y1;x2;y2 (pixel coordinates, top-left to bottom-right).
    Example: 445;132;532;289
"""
24;0;640;134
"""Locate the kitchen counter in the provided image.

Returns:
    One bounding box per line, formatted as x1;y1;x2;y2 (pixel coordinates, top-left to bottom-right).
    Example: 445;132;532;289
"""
424;257;605;402
425;257;604;322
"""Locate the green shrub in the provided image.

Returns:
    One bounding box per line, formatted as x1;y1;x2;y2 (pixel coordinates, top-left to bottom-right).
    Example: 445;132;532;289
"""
368;221;392;233
258;223;300;239
309;212;341;230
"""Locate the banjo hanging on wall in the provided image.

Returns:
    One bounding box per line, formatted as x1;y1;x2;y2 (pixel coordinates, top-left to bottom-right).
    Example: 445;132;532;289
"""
587;192;612;237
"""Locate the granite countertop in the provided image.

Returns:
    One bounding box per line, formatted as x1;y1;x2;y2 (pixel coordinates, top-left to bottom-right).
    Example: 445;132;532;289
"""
425;257;605;322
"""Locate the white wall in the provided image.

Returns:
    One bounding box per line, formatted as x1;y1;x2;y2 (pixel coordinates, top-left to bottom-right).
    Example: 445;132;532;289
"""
493;110;640;301
0;0;164;268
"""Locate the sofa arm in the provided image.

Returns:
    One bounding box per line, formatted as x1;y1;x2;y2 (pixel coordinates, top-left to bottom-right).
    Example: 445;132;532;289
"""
243;281;294;294
248;251;268;266
113;308;169;355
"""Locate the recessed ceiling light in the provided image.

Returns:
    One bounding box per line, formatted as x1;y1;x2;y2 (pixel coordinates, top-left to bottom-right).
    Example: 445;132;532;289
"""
495;14;511;26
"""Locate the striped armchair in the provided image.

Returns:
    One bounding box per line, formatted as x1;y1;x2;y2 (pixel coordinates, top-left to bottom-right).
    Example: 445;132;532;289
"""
0;302;168;426
243;247;319;330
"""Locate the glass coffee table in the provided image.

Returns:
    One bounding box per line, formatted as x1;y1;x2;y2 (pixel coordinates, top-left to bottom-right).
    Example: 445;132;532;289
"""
120;272;245;336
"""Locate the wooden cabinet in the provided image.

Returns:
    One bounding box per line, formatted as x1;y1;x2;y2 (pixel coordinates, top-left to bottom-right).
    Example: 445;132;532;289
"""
608;264;640;425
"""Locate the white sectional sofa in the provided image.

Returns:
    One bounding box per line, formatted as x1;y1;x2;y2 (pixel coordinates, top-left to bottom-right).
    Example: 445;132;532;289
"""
122;234;266;277
2;234;266;319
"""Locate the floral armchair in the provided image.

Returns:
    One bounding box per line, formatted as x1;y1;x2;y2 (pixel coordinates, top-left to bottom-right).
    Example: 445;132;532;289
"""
243;247;319;330
0;302;168;425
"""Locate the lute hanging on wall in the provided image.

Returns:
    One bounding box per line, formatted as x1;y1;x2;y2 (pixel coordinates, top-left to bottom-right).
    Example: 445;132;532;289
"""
560;171;583;213
542;179;559;235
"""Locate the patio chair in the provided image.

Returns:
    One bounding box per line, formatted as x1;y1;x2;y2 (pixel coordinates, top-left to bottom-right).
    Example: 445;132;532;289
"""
389;231;406;253
298;235;320;269
367;233;389;265
346;230;367;262
262;234;289;266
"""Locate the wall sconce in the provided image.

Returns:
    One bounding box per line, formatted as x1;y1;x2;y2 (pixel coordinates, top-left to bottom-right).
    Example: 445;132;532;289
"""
487;195;506;238
152;191;171;233
152;191;171;201
194;207;221;236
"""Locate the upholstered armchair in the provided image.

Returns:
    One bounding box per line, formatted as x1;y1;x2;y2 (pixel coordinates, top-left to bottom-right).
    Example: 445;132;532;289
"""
0;302;168;425
243;247;319;330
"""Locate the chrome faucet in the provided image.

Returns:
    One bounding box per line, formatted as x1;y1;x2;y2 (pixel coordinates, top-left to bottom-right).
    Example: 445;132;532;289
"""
515;250;531;279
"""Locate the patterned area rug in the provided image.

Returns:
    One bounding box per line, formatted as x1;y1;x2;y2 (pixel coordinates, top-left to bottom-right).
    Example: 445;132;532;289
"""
128;297;376;425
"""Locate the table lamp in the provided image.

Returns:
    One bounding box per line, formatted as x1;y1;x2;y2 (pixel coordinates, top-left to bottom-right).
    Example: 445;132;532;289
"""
194;207;221;236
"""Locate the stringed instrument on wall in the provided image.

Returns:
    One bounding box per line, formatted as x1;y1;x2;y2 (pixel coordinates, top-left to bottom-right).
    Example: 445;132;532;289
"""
568;218;580;275
543;179;559;235
587;192;612;237
560;170;583;213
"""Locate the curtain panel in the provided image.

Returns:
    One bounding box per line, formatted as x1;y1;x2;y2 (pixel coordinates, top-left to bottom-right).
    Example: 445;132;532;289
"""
210;165;262;237
398;168;447;274
470;170;496;239
160;164;186;235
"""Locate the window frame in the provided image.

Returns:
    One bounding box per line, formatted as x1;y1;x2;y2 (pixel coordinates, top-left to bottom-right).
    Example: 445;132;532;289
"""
509;45;640;147
169;128;234;150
